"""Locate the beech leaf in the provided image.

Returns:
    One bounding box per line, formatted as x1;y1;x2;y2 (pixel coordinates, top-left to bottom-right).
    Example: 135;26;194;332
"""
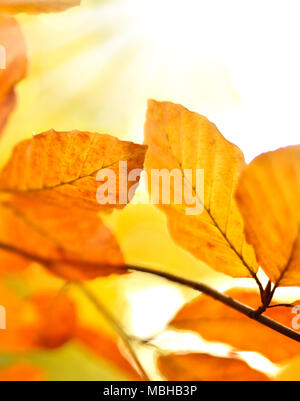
0;130;147;212
235;146;300;287
0;196;126;280
144;100;258;278
171;288;300;363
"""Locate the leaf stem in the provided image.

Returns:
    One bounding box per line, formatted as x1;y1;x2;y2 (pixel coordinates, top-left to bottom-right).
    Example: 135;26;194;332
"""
75;282;150;381
127;264;300;343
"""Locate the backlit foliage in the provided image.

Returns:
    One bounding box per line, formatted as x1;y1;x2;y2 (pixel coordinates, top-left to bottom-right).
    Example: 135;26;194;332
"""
0;0;299;382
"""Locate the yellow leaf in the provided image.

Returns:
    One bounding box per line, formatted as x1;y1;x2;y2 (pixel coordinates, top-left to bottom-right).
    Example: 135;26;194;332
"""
235;146;300;286
0;130;147;212
171;288;300;363
144;100;258;278
0;0;80;14
158;352;269;381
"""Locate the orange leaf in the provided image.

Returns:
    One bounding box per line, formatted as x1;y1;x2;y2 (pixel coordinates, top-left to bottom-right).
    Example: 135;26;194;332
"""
28;291;77;349
0;196;126;280
0;130;147;212
0;15;27;136
0;281;39;352
0;247;29;275
0;91;16;134
0;362;43;381
144;100;258;278
76;327;142;380
171;288;300;363
235;146;300;287
0;0;81;14
0;285;77;351
158;353;269;381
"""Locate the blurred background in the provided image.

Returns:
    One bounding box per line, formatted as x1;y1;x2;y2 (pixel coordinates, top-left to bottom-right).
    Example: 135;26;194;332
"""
1;0;300;380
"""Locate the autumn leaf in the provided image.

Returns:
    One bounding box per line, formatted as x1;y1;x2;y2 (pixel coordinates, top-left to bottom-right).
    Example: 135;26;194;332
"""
28;291;77;349
0;247;29;275
0;15;27;136
0;91;16;134
0;0;81;14
0;195;126;280
76;327;142;380
144;100;258;278
0;281;40;352
158;352;269;381
235;146;300;287
170;288;300;363
0;130;147;212
0;284;77;351
0;362;43;381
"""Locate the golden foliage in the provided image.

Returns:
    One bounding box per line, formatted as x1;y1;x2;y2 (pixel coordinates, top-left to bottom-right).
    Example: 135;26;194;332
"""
144;100;258;278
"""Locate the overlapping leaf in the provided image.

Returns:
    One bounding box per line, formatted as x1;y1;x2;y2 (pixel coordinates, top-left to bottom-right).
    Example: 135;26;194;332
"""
144;100;258;278
0;0;80;14
158;352;269;381
170;288;300;363
0;195;126;280
235;146;300;287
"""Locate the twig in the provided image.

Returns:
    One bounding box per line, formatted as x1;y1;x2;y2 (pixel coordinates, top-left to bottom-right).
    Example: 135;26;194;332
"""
127;264;300;343
266;304;294;309
75;282;150;381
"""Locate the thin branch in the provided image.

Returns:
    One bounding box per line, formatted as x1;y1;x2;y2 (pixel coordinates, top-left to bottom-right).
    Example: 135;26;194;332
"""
0;240;299;344
127;264;300;343
75;282;150;381
267;304;294;309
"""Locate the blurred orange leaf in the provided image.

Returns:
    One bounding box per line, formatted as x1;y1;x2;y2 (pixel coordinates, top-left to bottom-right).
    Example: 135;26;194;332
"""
0;15;27;136
144;100;258;278
76;327;142;380
0;362;43;381
28;291;77;349
0;196;125;280
0;285;77;351
158;352;269;381
236;146;300;287
0;91;16;134
0;281;37;352
171;288;300;363
0;0;80;14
